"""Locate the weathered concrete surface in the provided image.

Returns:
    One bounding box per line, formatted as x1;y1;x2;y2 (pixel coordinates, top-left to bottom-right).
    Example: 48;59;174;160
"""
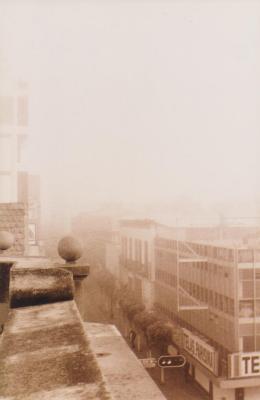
0;262;13;302
56;263;90;280
86;322;166;400
0;301;111;399
0;256;53;268
9;267;75;308
0;262;14;325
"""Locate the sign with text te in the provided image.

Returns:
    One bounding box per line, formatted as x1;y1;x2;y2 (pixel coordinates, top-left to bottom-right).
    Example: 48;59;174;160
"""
229;352;260;378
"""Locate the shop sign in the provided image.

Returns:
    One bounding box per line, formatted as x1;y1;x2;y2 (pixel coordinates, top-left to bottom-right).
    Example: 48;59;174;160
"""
182;328;218;375
140;358;157;369
229;352;260;378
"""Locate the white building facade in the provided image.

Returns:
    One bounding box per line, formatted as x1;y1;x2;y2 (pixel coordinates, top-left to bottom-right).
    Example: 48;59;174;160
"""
0;74;28;203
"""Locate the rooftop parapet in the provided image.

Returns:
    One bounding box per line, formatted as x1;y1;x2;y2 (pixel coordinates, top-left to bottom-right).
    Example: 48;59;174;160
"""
10;267;74;308
0;238;166;400
0;300;111;399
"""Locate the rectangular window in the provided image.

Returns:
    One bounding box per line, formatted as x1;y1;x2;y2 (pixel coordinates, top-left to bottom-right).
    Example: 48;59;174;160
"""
238;249;253;263
144;241;148;266
241;281;254;299
239;300;254;318
17;96;28;126
129;238;132;260
256;281;260;298
243;336;254;352
0;96;14;124
256;301;260;317
239;269;254;280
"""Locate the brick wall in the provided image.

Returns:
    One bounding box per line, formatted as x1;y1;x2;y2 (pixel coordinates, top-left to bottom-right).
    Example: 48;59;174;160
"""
0;203;28;255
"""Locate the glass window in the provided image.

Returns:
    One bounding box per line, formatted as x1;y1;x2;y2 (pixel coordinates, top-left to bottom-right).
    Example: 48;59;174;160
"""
0;96;14;124
241;281;254;298
256;281;260;298
256;336;260;351
255;251;260;263
219;295;223;311
239;301;254;317
17;96;28;126
256;301;260;316
243;336;254;352
239;269;254;280
238;250;253;263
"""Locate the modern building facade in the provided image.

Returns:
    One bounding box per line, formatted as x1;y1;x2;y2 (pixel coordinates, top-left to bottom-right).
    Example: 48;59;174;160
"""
0;76;28;203
105;229;120;279
119;219;157;309
154;236;260;400
117;218;260;399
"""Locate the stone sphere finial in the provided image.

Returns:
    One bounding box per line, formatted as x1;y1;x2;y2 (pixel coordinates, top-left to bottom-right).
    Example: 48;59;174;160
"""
0;231;15;251
58;236;83;263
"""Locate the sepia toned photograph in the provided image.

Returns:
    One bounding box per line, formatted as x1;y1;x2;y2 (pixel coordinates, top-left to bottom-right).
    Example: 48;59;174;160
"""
0;1;259;399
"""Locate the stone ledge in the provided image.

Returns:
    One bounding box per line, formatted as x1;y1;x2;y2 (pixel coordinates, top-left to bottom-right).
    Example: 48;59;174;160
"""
10;267;74;308
54;263;90;280
0;301;111;399
86;322;166;400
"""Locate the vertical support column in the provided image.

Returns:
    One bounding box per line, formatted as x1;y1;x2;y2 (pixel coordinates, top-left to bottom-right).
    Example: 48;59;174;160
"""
73;276;86;318
160;367;165;384
234;248;240;352
0;262;13;326
61;264;89;320
253;249;257;351
176;239;180;311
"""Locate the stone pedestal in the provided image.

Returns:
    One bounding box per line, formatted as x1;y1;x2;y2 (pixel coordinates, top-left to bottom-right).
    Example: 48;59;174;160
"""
55;263;90;317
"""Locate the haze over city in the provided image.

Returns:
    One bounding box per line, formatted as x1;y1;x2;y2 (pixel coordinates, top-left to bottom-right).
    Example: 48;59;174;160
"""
1;1;259;225
3;3;260;400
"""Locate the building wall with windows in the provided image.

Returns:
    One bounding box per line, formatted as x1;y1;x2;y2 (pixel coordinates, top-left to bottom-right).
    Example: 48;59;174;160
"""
105;231;120;279
0;77;28;203
119;220;157;308
154;236;260;399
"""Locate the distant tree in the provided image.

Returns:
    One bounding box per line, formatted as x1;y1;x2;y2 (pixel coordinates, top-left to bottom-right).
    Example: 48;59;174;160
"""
117;287;145;322
125;302;145;321
133;310;159;334
146;321;173;354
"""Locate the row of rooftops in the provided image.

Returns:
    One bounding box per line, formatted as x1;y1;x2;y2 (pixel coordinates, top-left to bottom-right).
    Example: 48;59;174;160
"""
119;219;260;251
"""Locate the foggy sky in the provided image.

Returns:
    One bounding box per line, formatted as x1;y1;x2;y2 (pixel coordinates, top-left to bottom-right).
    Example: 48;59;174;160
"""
1;1;260;222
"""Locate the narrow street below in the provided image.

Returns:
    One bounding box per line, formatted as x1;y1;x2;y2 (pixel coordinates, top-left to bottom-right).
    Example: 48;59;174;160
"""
81;273;209;400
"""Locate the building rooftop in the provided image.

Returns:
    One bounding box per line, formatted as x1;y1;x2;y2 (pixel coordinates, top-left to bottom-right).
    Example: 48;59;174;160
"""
0;255;166;400
120;219;156;229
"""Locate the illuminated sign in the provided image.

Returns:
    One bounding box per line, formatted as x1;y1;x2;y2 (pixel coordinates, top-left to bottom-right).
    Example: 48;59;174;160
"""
158;355;186;368
229;353;260;378
182;328;218;375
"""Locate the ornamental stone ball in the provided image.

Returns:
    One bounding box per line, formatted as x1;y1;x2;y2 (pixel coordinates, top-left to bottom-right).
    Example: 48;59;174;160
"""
0;231;15;251
58;236;83;263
